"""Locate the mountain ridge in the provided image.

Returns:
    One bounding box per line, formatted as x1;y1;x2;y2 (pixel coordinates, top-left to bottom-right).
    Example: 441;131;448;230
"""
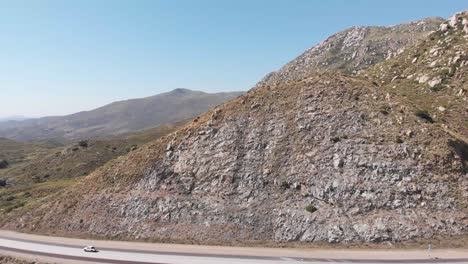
257;16;444;87
0;89;243;141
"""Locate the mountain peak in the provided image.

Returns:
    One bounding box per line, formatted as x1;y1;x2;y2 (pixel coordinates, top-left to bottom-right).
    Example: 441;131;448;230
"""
170;88;195;94
256;16;444;87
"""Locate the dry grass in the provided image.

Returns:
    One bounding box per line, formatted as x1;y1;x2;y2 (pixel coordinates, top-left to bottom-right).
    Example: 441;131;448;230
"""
0;255;48;264
0;122;183;218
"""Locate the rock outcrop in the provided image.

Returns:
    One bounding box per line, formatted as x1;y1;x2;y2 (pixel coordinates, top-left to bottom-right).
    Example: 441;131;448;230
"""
257;17;443;86
364;11;468;139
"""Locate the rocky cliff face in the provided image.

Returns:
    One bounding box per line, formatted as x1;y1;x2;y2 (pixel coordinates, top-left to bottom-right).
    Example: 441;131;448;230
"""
4;13;467;244
257;17;443;86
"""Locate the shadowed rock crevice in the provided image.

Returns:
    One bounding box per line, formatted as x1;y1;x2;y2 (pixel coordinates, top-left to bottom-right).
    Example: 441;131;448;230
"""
449;139;468;173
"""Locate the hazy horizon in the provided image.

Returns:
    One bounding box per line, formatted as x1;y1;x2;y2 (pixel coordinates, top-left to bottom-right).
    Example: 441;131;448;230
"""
1;0;466;118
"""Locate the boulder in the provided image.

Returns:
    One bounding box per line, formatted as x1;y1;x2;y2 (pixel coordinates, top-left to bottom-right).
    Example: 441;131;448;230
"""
428;77;442;88
333;155;344;169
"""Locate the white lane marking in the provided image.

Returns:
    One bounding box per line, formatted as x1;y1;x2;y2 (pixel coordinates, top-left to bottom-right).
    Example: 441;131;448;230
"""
281;257;296;261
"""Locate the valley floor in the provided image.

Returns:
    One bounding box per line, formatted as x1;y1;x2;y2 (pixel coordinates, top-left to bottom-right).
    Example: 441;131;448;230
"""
0;230;467;264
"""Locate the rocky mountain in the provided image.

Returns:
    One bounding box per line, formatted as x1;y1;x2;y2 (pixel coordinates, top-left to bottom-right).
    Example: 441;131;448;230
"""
3;12;467;245
363;14;468;140
257;17;444;87
0;89;243;141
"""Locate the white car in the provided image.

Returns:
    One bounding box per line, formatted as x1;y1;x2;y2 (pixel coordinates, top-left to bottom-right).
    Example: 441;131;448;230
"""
83;246;98;252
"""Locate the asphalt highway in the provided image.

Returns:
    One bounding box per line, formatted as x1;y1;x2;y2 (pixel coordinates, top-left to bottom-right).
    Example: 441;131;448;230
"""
0;231;467;264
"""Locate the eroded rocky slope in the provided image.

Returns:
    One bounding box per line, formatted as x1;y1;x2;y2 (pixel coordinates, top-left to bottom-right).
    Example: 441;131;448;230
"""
3;13;467;245
364;12;468;140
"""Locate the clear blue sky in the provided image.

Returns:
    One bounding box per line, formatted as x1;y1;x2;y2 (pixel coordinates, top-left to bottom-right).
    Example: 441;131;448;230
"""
0;0;466;118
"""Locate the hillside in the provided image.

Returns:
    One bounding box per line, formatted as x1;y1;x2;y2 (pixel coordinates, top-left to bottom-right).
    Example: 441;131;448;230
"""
363;13;468;140
0;89;243;141
3;12;467;245
0;122;182;215
0;138;53;166
257;17;443;86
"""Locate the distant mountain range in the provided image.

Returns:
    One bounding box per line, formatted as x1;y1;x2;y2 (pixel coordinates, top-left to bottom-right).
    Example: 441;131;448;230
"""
0;89;243;141
0;116;30;122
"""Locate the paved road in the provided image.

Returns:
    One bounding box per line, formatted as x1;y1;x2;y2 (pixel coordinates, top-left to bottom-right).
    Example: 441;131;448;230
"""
0;231;467;264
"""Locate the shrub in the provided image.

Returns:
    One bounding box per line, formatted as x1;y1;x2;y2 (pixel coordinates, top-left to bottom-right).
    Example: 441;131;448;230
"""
430;84;443;92
5;195;15;202
379;105;391;115
415;110;434;123
305;204;318;213
395;137;404;144
126;144;138;152
440;68;452;79
4;201;26;213
78;140;88;148
0;160;8;169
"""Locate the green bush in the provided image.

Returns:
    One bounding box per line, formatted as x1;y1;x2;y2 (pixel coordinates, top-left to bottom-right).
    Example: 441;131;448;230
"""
379;105;391;115
4;201;26;213
430;84;443;92
395;137;404;144
280;181;290;190
415;110;434;123
305;204;318;213
440;68;452;78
